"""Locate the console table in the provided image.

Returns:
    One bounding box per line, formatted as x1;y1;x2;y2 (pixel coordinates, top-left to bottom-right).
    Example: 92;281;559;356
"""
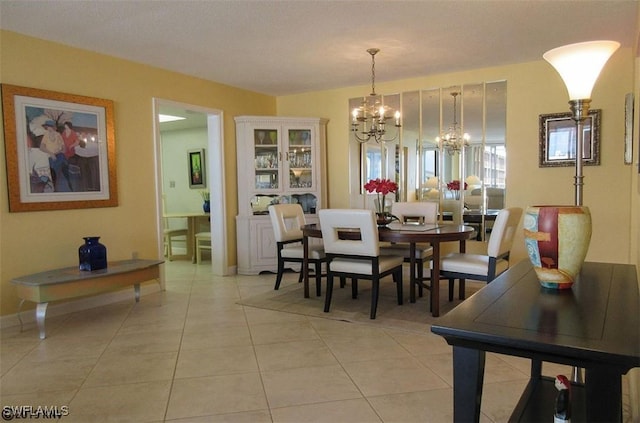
12;259;163;339
431;260;639;422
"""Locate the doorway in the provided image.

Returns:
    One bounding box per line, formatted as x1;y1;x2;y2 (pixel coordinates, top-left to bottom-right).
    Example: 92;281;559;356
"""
153;99;228;275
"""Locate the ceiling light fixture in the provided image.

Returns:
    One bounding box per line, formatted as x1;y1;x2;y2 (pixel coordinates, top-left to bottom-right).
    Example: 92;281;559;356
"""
351;48;401;143
158;114;186;123
436;92;470;155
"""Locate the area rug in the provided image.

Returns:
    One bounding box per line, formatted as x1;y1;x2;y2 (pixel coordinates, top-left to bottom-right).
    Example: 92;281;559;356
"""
238;278;484;333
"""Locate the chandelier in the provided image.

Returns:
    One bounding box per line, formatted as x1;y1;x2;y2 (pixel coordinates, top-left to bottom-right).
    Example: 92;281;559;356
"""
436;92;470;154
351;48;401;143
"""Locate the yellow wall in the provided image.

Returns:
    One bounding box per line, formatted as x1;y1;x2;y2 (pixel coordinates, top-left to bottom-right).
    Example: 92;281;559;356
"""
0;31;276;315
633;11;640;281
277;48;637;266
1;29;638;318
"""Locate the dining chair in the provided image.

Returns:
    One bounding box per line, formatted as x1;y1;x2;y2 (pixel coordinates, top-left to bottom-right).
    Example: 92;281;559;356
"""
381;201;438;299
268;203;326;295
440;207;523;301
318;209;405;319
162;195;188;261
195;231;212;264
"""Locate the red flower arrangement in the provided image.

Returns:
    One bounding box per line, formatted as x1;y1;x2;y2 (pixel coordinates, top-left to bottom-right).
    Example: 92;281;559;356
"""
364;178;398;214
446;180;467;200
446;180;468;191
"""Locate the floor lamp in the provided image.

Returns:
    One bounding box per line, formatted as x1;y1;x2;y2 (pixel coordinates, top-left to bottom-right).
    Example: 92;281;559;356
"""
543;40;620;383
543;40;620;206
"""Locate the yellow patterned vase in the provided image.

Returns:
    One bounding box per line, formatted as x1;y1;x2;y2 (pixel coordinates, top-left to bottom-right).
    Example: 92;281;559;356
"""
523;205;591;289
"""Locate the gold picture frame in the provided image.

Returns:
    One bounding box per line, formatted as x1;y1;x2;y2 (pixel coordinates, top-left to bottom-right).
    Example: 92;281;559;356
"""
2;84;117;211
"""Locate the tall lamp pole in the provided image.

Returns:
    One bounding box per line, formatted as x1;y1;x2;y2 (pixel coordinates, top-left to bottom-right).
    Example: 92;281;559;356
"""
543;40;620;206
543;40;619;383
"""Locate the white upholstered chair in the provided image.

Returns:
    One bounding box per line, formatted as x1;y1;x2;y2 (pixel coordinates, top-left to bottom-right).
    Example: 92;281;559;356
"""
440;207;523;301
381;201;438;299
268;204;326;295
318;209;404;319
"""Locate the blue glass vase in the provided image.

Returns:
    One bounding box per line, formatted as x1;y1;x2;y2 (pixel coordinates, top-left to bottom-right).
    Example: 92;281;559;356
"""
203;200;210;213
79;236;108;271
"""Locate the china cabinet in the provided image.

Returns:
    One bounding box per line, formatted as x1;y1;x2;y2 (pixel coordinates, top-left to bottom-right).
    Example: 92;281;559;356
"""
235;116;328;275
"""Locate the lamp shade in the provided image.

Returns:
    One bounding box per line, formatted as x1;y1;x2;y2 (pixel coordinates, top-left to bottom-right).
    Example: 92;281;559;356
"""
543;40;619;100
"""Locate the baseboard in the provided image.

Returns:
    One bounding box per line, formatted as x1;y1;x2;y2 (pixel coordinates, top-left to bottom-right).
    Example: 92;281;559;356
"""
0;282;163;331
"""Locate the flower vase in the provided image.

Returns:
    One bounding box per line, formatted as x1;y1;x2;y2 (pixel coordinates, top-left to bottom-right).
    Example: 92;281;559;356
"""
523;205;591;290
78;236;107;271
376;212;394;227
203;200;210;213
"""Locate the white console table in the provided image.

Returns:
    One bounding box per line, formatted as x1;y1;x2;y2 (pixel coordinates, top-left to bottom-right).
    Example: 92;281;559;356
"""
12;259;163;339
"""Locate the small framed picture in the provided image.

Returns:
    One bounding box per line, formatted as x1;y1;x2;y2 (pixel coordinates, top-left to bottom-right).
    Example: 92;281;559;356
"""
188;148;205;188
538;109;601;168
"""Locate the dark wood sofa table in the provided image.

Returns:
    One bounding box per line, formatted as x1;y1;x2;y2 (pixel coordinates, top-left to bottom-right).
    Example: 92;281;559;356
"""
431;260;639;422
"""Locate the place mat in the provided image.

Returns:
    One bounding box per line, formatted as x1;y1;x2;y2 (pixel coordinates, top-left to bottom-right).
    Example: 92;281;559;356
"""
387;222;442;232
237;276;484;333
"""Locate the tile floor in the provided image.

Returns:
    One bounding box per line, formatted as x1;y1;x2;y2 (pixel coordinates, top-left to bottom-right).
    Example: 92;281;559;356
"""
0;261;632;422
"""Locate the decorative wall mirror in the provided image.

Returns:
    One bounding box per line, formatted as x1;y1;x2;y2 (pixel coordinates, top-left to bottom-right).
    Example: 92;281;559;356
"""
360;142;382;187
350;81;507;229
538;109;601;167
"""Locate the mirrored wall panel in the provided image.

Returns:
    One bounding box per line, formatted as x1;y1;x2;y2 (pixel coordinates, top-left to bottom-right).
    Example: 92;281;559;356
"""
350;81;507;226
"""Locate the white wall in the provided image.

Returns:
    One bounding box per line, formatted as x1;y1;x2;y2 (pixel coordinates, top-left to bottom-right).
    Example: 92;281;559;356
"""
161;127;208;229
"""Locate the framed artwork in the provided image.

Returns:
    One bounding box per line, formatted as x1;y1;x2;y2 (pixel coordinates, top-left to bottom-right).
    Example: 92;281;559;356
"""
624;93;634;165
1;84;117;212
538;109;601;168
188;148;206;188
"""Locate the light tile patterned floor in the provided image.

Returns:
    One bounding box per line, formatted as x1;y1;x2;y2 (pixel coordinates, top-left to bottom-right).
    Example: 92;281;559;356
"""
0;261;630;422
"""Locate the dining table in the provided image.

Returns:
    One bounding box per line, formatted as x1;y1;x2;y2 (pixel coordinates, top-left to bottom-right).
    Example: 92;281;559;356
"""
163;211;210;263
301;222;475;317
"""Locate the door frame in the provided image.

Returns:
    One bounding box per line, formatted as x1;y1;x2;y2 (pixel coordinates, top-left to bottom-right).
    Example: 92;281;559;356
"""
152;98;228;275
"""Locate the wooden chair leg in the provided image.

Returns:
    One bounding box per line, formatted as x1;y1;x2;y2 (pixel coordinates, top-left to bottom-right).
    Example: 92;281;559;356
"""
324;274;334;313
314;261;322;297
352;279;358;299
395;268;403;305
274;258;285;290
417;259;424;297
448;278;455;302
370;279;380;319
459;278;466;300
167;236;174;261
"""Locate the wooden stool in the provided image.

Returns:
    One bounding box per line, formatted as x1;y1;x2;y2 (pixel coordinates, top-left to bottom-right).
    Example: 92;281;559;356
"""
195;232;212;264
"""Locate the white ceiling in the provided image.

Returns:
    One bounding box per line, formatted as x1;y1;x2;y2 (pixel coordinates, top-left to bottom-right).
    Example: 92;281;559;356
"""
1;0;637;98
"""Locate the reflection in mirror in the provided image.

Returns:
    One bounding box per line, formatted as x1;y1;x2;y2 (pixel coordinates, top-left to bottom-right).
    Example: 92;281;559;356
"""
420;89;440;202
355;93;401;197
401;91;420;201
351;81;506;231
418;82;507;227
361;143;382;182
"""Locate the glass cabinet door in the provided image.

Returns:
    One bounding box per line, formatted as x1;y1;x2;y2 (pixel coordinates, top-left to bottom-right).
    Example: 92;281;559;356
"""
287;128;313;190
253;128;279;190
